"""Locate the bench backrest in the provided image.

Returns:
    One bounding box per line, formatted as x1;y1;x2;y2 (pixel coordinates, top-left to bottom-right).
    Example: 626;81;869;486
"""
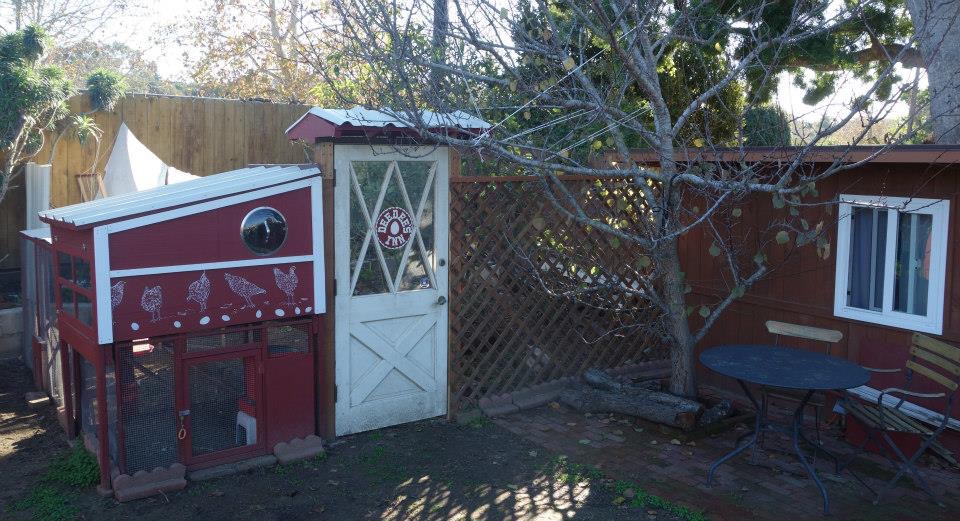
910;334;960;393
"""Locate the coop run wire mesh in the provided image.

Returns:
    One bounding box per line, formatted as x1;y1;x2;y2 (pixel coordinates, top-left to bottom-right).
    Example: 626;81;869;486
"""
448;176;669;414
116;340;178;474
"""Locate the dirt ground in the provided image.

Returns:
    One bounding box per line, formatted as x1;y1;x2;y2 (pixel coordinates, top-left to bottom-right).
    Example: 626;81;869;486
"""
1;359;693;521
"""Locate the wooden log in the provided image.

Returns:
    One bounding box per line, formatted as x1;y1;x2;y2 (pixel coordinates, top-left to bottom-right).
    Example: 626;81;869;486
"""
560;385;703;430
583;368;660;394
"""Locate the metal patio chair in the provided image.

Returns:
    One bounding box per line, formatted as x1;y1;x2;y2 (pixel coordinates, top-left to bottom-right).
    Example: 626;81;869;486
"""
762;321;844;448
842;333;960;506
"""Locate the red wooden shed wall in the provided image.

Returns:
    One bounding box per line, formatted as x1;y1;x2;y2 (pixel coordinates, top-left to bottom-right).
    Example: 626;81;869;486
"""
106;186;317;342
681;162;960;450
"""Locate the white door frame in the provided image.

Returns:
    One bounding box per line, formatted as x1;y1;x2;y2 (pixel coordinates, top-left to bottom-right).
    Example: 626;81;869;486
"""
333;144;449;435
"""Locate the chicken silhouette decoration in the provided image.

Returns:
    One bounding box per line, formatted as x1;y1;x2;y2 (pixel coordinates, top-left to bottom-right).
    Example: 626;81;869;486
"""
273;266;298;306
186;272;211;312
111;281;125;309
140;286;163;322
224;273;266;309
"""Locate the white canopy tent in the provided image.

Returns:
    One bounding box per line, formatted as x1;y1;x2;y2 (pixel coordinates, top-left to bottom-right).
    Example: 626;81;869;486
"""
98;123;198;198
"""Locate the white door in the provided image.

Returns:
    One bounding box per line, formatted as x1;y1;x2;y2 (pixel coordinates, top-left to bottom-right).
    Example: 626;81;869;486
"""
334;145;448;435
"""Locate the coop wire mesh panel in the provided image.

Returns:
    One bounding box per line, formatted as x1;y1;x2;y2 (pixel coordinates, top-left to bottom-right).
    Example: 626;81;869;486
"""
188;355;259;456
117;341;178;473
79;356;97;437
186;328;261;354
267;323;310;357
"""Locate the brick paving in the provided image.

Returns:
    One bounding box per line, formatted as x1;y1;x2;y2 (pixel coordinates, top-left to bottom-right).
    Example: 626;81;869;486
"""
495;401;960;521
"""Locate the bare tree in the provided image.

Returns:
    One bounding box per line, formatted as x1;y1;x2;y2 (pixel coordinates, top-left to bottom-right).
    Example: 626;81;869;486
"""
316;0;955;398
0;1;134;45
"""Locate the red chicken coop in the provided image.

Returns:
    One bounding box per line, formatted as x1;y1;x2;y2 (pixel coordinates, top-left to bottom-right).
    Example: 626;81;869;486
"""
33;164;326;499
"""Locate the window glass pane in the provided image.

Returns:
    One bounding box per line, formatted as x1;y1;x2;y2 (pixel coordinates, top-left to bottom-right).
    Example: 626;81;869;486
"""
241;208;287;255
74;258;91;288
893;212;932;316
60;286;75;317
847;207;886;310
77;293;93;326
351;161;392;296
58;252;72;280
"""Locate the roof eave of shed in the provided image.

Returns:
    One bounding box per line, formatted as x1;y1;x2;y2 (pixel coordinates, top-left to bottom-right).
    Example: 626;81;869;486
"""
622;145;960;165
285;106;491;142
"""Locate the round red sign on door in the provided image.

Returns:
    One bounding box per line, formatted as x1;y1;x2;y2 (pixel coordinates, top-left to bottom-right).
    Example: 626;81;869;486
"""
376;207;414;249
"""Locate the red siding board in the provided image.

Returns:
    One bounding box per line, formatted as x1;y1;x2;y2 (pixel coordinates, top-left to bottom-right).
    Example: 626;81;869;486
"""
108;188;313;270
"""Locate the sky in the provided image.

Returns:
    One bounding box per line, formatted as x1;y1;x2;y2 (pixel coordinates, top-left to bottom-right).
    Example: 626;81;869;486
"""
107;0;198;80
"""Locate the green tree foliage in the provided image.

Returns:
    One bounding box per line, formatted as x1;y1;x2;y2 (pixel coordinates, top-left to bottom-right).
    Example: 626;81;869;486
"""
508;1;745;148
86;68;127;111
0;24;126;204
743;106;791;146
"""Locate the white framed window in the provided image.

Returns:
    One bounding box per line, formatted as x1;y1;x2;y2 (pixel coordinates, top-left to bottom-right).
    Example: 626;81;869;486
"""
834;194;950;334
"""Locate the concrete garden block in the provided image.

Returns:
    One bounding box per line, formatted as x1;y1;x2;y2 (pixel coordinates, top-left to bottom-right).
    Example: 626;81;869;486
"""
273;435;325;464
480;401;519;417
113;463;187;502
511;387;559;411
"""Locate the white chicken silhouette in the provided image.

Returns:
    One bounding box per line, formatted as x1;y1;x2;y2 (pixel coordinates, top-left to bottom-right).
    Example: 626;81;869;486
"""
273;266;298;306
111;281;125;309
140;286;163;322
186;272;211;312
224;273;265;309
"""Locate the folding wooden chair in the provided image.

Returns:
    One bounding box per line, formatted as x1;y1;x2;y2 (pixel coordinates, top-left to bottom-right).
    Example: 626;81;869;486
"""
763;321;843;447
842;333;960;506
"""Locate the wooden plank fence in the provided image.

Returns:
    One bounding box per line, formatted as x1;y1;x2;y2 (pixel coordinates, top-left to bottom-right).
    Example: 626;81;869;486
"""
1;93;312;270
447;175;669;414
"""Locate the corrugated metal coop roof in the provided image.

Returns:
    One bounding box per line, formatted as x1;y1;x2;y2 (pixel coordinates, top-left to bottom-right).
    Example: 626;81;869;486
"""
41;164;320;228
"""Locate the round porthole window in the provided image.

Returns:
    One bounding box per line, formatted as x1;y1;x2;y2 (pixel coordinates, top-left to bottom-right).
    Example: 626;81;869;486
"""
241;207;287;255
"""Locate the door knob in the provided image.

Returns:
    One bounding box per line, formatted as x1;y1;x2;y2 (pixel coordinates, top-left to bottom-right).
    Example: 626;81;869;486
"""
436;296;447;305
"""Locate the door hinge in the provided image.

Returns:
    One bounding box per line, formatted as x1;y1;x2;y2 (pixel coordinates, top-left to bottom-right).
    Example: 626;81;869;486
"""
334;385;338;403
333;279;337;296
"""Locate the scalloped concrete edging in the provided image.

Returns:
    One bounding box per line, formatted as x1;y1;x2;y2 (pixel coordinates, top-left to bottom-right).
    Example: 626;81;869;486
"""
478;360;670;417
112;463;187;502
273;435;325;464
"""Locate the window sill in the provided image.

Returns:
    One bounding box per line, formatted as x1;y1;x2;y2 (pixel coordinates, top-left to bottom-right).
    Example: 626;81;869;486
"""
833;305;942;335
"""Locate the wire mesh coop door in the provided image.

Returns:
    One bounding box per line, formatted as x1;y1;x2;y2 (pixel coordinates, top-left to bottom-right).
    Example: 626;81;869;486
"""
185;350;263;462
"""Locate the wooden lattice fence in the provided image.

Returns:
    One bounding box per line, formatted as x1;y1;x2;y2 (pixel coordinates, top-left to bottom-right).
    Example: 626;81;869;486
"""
448;175;669;414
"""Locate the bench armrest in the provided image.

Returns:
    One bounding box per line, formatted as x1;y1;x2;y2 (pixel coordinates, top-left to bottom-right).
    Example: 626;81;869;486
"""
877;387;946;411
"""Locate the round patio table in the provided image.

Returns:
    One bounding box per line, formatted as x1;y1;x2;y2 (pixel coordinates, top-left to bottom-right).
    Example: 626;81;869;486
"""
700;345;870;515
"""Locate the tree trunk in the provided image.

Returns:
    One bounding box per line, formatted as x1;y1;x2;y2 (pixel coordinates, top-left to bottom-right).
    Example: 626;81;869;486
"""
661;239;698;397
907;0;960;144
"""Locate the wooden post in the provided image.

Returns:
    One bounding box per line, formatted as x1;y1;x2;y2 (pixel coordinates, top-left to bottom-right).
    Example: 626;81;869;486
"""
62;342;75;438
314;141;337;440
446;148;460;420
95;349;112;495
